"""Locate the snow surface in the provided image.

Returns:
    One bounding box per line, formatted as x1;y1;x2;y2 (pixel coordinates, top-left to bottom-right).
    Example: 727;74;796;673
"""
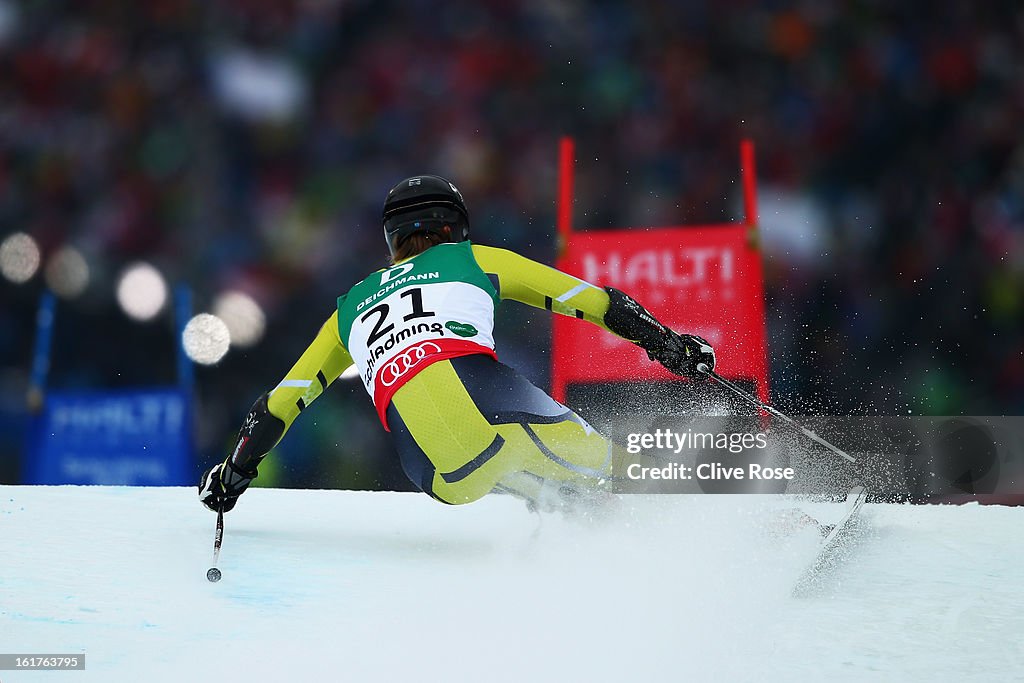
2;486;1022;682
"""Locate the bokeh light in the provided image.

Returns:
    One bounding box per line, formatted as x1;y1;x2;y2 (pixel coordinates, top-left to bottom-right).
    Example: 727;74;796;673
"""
44;246;90;299
0;232;41;284
116;262;168;321
212;291;266;348
182;313;230;365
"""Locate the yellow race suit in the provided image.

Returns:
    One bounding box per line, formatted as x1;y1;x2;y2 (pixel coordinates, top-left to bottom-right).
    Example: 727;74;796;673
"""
261;242;621;506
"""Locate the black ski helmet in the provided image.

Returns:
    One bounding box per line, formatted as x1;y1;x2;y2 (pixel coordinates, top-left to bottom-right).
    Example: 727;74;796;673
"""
382;174;469;257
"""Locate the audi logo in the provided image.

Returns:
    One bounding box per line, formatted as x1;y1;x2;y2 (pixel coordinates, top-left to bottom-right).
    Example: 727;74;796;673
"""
378;341;442;387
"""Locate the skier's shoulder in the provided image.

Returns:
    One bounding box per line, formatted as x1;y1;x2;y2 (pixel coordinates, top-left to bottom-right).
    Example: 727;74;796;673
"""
469;242;530;269
335;263;393;314
337;268;381;301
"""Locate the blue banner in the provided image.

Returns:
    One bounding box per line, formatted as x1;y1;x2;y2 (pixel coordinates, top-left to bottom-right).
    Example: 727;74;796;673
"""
27;388;193;485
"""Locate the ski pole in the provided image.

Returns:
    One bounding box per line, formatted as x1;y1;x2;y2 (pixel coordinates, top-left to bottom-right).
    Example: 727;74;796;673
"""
697;363;856;464
207;509;224;583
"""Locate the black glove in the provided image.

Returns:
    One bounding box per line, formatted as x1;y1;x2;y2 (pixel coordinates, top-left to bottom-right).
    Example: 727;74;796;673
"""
647;332;716;379
602;287;715;379
198;460;257;513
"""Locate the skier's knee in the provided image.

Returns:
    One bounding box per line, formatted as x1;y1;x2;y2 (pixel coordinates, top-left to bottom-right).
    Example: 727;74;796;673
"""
428;478;492;505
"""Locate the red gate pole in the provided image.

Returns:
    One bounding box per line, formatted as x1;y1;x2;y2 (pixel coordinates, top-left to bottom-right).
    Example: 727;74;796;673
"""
557;136;575;249
741;138;758;228
740;139;771;407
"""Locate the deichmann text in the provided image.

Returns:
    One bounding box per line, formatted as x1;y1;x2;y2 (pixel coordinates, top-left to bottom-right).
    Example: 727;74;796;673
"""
356;271;441;311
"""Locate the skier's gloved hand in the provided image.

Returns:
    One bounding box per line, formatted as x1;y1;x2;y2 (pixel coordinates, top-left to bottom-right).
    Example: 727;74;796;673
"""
648;332;716;379
602;287;715;379
198;460;256;513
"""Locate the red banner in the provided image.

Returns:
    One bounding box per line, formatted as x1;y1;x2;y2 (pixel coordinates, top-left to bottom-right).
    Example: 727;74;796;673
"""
551;224;769;402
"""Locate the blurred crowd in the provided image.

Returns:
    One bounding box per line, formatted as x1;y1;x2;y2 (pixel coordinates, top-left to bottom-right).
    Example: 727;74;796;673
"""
0;0;1021;487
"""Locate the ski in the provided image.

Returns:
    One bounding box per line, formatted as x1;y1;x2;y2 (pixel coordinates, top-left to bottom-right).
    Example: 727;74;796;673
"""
793;485;867;595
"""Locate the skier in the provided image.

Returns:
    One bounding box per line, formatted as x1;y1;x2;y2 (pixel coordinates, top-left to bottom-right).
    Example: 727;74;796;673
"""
199;174;715;514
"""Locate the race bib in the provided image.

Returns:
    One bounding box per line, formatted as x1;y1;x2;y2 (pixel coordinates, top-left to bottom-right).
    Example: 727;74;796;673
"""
348;279;495;395
337;243;499;425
